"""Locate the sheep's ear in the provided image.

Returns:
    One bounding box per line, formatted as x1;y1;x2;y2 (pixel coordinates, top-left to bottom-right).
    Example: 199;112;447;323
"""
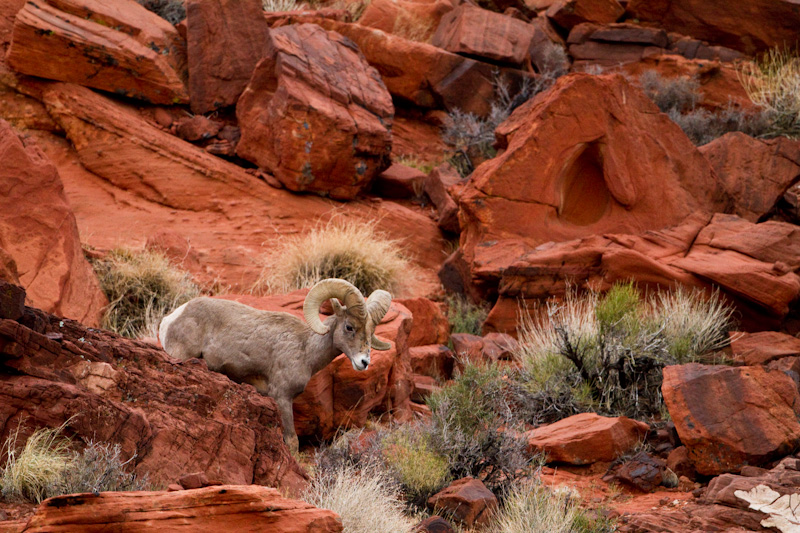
331;298;344;315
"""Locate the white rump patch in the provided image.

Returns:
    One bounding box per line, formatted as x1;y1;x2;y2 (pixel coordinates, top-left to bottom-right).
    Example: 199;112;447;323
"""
158;302;188;351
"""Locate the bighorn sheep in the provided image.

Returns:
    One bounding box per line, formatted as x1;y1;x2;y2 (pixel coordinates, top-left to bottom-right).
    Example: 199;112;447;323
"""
158;278;392;451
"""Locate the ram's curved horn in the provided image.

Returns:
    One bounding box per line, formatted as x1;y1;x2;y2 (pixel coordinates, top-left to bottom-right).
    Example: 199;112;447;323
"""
303;279;365;334
367;289;392;350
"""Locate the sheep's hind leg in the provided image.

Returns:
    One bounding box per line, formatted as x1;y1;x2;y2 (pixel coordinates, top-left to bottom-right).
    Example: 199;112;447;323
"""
275;396;299;453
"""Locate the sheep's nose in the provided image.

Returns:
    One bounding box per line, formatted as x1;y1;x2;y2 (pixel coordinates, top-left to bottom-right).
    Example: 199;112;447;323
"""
360;356;370;369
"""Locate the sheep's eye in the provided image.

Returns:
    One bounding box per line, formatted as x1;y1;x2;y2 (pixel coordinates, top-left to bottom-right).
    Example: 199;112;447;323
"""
345;324;355;333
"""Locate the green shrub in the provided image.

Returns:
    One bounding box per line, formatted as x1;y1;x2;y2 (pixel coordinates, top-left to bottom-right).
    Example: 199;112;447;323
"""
91;248;200;338
253;218;410;297
381;426;450;506
445;295;488;336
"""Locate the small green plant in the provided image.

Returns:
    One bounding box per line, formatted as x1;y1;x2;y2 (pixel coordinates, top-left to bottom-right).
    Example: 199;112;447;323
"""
91;248;200;338
253;218;411;296
303;463;415;533
381;425;450;506
445;295;488;336
739;46;800;138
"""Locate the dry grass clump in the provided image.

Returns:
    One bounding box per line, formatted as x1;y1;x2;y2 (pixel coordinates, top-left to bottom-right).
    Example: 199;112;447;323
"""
739;47;800;138
303;463;415;533
92;247;200;339
253;218;411;296
514;282;735;421
136;0;185;24
262;0;301;11
0;423;147;503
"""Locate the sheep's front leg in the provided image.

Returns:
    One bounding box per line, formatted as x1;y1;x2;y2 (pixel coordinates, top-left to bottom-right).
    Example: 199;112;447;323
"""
276;396;299;453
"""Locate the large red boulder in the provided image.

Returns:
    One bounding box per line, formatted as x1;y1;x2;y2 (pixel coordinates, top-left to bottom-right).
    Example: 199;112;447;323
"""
626;0;800;55
396;297;450;347
216;291;414;440
525;412;649;465
6;0;188;104
0;120;105;326
359;0;455;43
0;301;307;491
236;24;393;200
186;0;270;113
731;331;800;366
432;5;534;67
427;477;497;528
700;133;800;223
545;0;624;31
662;363;800;475
450;73;727;301
486;213;800;334
22;486;342;532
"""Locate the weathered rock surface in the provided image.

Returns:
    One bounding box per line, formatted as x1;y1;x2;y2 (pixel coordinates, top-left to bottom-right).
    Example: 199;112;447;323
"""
236;24;393;200
373;163;425;199
21;486;341;532
700;133;800;223
432;4;534;67
396;297;450;347
424;165;461;234
427;477;497;528
7;0;188;104
662;363;800;476
626;0;800;55
525;413;650;465
607;451;667;492
0;289;306;491
0;120;105;326
270;17;533;117
359;0;454;43
546;0;624;31
216;291;413;440
619;455;800;532
450;73;727;303
485;213;800;334
409;344;454;381
186;0;270;113
731;331;800;367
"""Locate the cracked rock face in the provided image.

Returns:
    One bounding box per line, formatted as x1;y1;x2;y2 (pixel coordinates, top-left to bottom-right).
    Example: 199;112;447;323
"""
236;23;394;200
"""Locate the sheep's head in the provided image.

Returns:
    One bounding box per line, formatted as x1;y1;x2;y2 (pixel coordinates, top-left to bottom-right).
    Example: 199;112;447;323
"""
303;279;393;371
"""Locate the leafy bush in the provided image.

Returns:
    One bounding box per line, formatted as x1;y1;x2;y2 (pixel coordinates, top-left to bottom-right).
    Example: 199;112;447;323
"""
739;47;800;138
253;218;410;296
490;480;615;533
136;0;185;24
303;463;415;533
91;248;200;338
381;426;450;506
1;423;148;503
426;362;537;494
446;295;488;336
514;283;735;421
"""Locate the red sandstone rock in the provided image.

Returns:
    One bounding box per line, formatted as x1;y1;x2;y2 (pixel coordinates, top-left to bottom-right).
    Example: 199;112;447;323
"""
409;345;454;381
700;133;800;223
451;73;726;302
0;307;307;491
397;297;450;346
432;5;534;67
21;486;342;532
525;413;649;465
731;331;800;366
427;477;497;528
662;363;800;475
186;0;270;113
0;120;105;326
412;374;440;402
626;0;800;55
7;0;188;104
607;451;666;492
666;446;696;481
359;0;455;43
545;0;623;31
178;472;209;490
449;333;485;364
175;115;223;142
216;291;413;440
528;17;569;74
424;165;461;234
270;17;532;117
145;231;202;273
414;516;455;533
236;24;393;200
482;332;517;360
373;163;425;199
0;281;25;322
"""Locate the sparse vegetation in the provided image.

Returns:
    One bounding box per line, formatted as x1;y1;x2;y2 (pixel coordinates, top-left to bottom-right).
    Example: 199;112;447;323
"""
91;247;200;339
446;295;488;335
1;423;148;503
303;463;415;533
262;0;301;12
637;70;777;145
136;0;186;24
381;425;450;506
253;217;411;296
739;46;800;138
514;283;735;421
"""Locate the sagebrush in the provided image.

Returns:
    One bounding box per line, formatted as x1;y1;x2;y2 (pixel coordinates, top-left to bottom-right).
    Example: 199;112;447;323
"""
91;247;200;338
739;46;800;138
252;218;410;296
